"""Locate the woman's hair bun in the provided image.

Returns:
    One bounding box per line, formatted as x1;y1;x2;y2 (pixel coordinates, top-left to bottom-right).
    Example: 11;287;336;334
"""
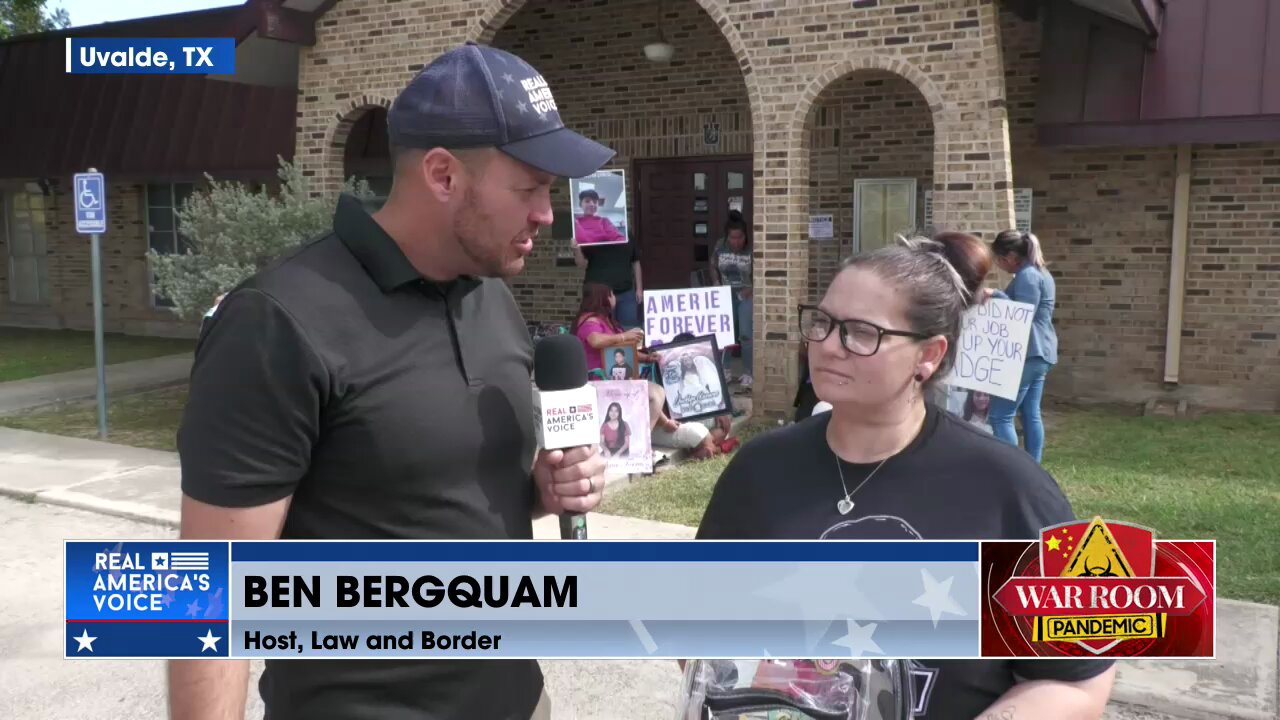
895;232;972;305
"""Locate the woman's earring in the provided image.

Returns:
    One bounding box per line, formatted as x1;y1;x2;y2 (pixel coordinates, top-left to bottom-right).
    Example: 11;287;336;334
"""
914;372;925;382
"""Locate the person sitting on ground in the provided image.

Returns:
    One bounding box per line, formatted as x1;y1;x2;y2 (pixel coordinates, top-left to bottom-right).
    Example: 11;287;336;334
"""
572;282;644;378
572;284;709;458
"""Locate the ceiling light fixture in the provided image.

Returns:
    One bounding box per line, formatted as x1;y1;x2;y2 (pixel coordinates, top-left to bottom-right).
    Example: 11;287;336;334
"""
644;0;674;63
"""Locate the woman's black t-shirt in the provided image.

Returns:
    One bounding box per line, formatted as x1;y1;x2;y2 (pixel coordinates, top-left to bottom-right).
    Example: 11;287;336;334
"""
696;403;1115;719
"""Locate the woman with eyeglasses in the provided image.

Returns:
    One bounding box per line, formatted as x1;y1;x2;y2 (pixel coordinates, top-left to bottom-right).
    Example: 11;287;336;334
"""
987;230;1058;463
694;236;1115;719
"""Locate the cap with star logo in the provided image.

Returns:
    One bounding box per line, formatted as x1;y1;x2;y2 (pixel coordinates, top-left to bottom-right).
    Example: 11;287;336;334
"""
387;41;616;179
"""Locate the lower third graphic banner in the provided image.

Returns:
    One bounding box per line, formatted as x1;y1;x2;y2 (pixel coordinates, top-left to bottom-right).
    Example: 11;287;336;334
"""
66;540;981;659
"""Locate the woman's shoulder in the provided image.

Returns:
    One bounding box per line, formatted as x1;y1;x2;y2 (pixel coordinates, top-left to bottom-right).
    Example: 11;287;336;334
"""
733;415;827;465
932;410;1076;529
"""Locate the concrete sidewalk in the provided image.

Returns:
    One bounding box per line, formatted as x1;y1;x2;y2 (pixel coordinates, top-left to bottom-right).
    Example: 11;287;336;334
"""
0;426;1275;719
0;353;192;417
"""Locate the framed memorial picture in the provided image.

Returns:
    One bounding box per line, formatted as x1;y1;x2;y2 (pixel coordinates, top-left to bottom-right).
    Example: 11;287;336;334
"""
569;169;629;247
653;334;733;422
604;346;638;380
592;380;653;474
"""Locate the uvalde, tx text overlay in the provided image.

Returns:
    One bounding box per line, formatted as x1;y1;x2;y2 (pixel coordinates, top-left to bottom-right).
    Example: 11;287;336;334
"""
66;38;236;74
66;540;981;659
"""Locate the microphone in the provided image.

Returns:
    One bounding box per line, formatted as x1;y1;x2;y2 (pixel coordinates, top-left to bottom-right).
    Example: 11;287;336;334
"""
532;334;599;540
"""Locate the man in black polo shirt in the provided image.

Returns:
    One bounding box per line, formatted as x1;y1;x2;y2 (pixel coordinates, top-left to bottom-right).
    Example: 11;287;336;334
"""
169;42;613;720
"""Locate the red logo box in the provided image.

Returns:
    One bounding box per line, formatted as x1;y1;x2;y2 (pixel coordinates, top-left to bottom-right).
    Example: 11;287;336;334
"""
981;517;1215;658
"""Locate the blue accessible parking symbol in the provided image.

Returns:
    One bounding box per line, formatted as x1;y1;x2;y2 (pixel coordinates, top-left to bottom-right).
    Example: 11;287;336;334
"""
74;172;106;234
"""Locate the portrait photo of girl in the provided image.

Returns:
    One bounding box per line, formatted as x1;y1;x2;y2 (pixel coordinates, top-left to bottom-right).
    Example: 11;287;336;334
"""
600;401;631;457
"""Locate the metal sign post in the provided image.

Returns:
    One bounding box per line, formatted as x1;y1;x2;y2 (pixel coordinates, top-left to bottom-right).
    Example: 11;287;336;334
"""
74;169;108;440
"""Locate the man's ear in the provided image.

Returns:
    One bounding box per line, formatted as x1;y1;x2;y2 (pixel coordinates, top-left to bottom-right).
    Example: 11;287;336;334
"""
421;148;463;202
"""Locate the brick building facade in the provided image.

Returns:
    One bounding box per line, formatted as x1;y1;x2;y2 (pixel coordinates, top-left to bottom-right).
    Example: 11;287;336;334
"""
2;0;1277;416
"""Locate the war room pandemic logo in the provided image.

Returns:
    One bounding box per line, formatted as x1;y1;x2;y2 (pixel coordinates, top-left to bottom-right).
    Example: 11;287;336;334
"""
981;517;1216;658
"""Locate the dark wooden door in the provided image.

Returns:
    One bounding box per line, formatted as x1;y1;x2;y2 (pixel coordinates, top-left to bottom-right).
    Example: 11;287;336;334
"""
635;155;753;290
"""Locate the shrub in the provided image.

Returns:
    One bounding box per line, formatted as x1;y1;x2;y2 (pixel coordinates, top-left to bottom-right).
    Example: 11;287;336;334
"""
149;158;374;320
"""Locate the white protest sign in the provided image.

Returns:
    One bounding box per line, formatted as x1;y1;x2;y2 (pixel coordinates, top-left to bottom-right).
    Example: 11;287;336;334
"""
943;298;1035;401
643;287;735;348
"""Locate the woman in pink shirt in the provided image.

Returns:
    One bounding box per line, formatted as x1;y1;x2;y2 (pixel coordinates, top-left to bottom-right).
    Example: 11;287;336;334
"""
571;282;644;375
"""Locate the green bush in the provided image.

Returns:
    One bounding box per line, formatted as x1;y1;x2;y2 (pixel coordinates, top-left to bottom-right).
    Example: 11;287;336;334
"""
149;158;374;320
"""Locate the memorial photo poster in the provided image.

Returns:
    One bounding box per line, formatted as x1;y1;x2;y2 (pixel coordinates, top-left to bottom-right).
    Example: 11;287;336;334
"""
604;346;638;380
654;334;733;422
943;385;994;435
942;297;1035;401
643;286;736;349
570;169;629;247
592;380;652;474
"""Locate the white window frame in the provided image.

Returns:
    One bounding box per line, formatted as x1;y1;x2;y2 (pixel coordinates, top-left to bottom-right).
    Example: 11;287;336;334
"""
852;177;918;254
3;182;52;306
145;181;195;309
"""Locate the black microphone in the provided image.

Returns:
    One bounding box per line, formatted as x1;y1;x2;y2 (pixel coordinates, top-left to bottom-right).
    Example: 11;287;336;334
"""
532;334;598;540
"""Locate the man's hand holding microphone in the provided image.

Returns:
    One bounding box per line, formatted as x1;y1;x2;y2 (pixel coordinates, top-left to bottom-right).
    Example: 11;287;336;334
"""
532;334;610;539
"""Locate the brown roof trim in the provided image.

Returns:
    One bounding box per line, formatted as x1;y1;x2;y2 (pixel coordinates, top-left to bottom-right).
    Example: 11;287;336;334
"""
0;0;317;48
1130;0;1163;37
1038;115;1280;147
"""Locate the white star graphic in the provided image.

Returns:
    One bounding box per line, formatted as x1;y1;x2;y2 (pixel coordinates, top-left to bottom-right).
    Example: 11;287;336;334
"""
74;628;96;652
516;101;528;114
751;563;877;653
502;72;514;84
496;88;505;99
831;619;883;657
628;619;657;654
198;629;222;652
912;569;967;628
537;111;547;121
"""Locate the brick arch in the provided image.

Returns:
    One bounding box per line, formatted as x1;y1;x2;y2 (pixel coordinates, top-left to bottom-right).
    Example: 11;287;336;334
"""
317;97;394;195
791;54;946;139
469;0;764;142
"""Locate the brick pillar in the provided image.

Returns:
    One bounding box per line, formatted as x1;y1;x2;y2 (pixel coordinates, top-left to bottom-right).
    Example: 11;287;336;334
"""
930;0;1016;235
931;108;1016;235
750;123;811;419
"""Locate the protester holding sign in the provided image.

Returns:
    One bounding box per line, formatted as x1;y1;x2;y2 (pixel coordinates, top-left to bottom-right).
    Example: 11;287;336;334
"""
710;210;754;387
573;283;711;459
988;230;1058;463
571;188;643;330
694;237;1115;719
572;283;644;376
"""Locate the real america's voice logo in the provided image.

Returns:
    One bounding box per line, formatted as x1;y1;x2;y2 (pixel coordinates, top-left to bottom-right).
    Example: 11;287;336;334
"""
65;541;231;658
980;517;1216;658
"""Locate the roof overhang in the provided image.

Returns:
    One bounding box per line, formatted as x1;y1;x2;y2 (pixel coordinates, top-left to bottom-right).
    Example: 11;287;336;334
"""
0;0;306;180
1071;0;1164;36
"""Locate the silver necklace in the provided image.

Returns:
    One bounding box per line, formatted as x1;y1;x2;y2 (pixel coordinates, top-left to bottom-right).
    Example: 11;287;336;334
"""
833;453;890;515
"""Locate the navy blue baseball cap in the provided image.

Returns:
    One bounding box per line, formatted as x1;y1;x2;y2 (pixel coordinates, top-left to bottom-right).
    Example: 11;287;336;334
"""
387;42;616;179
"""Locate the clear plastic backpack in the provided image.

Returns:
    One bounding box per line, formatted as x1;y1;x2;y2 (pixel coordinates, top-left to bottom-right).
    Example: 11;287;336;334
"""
675;659;915;720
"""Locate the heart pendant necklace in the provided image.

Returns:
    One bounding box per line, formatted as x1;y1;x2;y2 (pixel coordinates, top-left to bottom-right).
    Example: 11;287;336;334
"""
833;453;890;515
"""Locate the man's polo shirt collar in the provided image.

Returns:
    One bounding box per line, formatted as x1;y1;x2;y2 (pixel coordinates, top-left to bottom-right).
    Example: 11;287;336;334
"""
333;193;480;298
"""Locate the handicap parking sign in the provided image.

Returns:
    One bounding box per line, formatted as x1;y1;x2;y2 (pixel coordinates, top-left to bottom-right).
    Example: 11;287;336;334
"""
74;172;106;234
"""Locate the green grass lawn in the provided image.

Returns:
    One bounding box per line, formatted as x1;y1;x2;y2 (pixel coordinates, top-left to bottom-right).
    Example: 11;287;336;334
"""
0;327;194;383
0;384;188;451
3;383;1276;604
602;407;1280;605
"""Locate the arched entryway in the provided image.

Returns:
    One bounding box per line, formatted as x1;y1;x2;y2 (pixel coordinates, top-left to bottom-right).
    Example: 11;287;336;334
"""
802;67;938;302
340;105;391;200
473;0;762;357
322;98;393;201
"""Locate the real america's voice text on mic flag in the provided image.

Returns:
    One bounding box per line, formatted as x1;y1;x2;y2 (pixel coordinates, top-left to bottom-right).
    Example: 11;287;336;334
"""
66;540;984;660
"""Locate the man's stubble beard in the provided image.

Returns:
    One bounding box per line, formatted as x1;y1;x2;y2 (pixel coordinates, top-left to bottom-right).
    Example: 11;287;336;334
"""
454;187;521;279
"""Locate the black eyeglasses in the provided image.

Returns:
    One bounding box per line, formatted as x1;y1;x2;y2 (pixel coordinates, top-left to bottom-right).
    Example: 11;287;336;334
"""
797;305;931;356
